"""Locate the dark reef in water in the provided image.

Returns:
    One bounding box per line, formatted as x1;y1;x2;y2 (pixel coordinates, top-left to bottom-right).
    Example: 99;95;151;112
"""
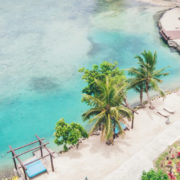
30;77;60;93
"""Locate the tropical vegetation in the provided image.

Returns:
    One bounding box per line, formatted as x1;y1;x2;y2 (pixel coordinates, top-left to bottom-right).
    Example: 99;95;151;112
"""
141;169;169;180
82;76;132;144
54;51;168;147
79;61;125;97
128;50;168;108
54;118;88;151
155;141;180;180
80;62;133;144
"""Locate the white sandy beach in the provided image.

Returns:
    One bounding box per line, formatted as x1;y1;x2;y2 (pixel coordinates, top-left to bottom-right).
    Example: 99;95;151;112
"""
25;90;180;180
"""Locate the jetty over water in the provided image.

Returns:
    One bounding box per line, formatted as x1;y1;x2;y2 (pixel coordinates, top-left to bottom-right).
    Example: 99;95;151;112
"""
8;135;56;180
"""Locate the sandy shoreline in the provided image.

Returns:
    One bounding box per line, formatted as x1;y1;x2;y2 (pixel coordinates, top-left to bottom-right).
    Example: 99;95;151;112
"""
15;89;179;180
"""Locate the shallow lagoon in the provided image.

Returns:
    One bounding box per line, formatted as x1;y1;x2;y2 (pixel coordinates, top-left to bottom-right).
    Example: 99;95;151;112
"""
0;0;180;168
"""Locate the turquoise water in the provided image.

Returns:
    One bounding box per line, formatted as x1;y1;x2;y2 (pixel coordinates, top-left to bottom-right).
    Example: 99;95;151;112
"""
0;0;180;169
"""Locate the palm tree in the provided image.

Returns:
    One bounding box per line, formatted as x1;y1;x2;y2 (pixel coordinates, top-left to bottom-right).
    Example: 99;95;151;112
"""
128;50;168;109
128;68;146;107
82;76;132;144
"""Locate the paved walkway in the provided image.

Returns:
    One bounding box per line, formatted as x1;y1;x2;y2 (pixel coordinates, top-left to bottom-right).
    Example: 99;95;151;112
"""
104;120;180;180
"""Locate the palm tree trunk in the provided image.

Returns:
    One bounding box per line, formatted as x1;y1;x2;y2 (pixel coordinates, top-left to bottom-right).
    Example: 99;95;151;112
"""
124;97;137;129
131;112;134;129
140;88;143;106
113;121;116;140
145;81;154;109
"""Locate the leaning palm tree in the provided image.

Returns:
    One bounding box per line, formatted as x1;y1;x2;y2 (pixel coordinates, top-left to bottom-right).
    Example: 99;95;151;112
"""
128;50;168;109
82;76;132;144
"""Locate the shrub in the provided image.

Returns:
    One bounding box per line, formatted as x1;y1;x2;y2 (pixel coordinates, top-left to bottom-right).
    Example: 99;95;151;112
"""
54;118;88;151
141;169;169;180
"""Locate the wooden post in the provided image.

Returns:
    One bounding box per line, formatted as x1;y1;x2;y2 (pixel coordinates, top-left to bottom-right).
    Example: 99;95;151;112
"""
9;146;17;170
7;139;45;153
12;153;17;170
50;154;54;172
39;140;43;158
9;146;27;179
14;142;49;158
22;167;27;180
35;134;43;157
131;112;134;129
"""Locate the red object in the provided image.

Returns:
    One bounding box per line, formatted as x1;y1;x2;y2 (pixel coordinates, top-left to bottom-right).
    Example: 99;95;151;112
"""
168;160;172;164
177;152;180;157
177;162;180;167
171;154;175;159
168;172;176;180
177;167;180;172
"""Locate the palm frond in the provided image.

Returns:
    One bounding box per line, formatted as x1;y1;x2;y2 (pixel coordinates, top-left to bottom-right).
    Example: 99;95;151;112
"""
82;107;103;121
135;55;146;68
153;67;169;78
117;106;133;120
115;119;125;135
128;67;144;77
159;89;165;97
150;79;160;92
89;117;104;135
82;94;104;107
88;110;106;123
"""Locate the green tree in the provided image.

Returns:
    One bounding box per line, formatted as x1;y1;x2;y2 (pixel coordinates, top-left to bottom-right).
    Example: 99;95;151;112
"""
141;169;169;180
79;61;125;97
54;118;88;151
128;50;168;109
79;61;134;111
82;76;132;145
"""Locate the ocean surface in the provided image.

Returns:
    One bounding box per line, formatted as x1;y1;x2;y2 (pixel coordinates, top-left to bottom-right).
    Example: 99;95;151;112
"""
0;0;180;169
